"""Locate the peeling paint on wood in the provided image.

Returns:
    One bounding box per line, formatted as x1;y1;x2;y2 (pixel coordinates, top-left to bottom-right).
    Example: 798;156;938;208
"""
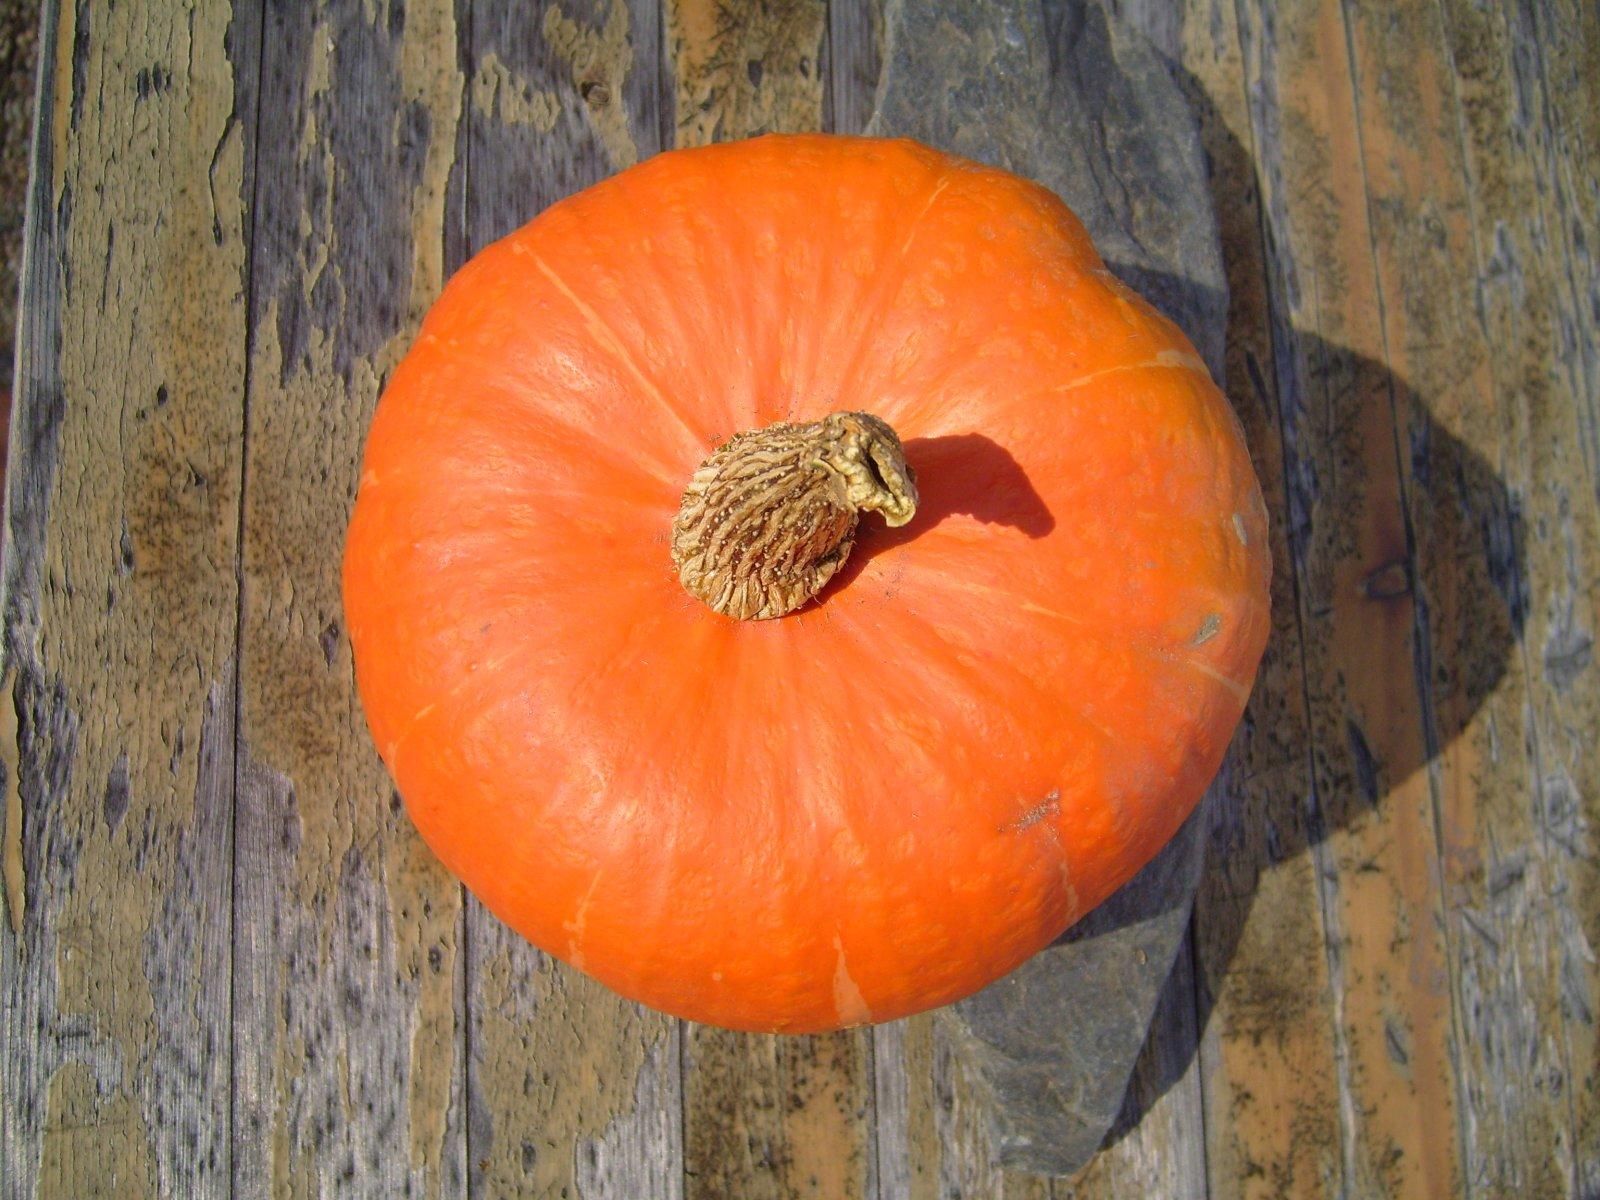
231;1;468;1196
667;4;877;1195
2;0;253;1193
464;3;681;1197
666;0;827;146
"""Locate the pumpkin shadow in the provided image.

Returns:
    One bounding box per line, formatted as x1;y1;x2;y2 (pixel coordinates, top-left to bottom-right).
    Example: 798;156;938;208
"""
824;432;1054;594
1076;58;1530;1154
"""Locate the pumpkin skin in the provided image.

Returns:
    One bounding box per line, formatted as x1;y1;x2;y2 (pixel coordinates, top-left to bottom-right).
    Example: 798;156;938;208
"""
343;134;1271;1033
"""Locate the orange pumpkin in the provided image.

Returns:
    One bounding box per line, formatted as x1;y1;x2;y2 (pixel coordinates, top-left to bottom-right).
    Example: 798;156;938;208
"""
343;134;1270;1033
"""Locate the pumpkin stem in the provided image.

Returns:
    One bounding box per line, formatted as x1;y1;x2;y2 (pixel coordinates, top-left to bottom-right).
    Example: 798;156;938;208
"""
671;411;919;620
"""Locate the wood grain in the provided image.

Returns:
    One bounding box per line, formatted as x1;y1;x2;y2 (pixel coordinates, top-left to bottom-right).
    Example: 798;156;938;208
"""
6;1;1597;1196
825;0;879;136
1145;2;1352;1196
1;0;255;1196
664;2;880;1196
1337;1;1588;1192
0;0;42;518
461;3;684;1197
1517;6;1600;1191
1061;938;1207;1200
1222;2;1482;1194
666;0;826;147
684;1029;875;1199
232;1;469;1196
1435;1;1600;1193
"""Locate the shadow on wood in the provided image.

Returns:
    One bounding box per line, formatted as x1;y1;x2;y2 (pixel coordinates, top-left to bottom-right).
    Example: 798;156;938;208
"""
1097;60;1529;1154
827;433;1056;596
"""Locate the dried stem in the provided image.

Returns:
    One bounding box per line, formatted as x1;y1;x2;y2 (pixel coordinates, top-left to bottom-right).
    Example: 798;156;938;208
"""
671;411;919;620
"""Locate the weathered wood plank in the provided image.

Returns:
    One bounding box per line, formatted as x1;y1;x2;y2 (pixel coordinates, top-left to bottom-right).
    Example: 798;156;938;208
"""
1124;3;1350;1195
460;2;684;1196
683;1029;876;1200
871;1020;935;1200
658;2;882;1197
1436;1;1600;1193
1523;0;1600;511
666;0;826;147
1225;1;1496;1194
0;0;256;1195
874;1013;1053;1200
826;0;879;136
0;0;42;513
1517;5;1600;1190
1337;1;1586;1192
231;1;469;1196
1059;934;1207;1199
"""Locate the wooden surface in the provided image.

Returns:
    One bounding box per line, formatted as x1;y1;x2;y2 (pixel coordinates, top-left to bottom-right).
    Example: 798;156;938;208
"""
0;0;42;522
1;0;1596;1196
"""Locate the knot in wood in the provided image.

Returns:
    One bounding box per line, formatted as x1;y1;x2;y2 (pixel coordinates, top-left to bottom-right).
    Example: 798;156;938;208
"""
671;411;919;620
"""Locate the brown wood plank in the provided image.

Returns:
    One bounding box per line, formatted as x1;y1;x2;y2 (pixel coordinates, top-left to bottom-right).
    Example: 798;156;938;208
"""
231;1;469;1196
1517;5;1600;1190
0;0;257;1195
1436;1;1600;1193
1220;1;1508;1194
1336;1;1588;1192
666;0;827;147
661;2;882;1197
1524;0;1600;510
665;0;878;1195
459;3;684;1196
684;1029;876;1199
0;0;42;522
1137;3;1350;1195
826;0;879;136
870;1020;933;1200
872;1014;1053;1200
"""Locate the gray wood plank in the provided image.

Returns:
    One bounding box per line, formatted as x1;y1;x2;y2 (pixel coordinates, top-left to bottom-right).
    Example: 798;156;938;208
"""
827;0;881;136
460;3;683;1196
1434;0;1600;1191
1061;933;1208;1200
0;0;258;1195
230;1;470;1196
1329;0;1594;1193
1517;5;1600;1189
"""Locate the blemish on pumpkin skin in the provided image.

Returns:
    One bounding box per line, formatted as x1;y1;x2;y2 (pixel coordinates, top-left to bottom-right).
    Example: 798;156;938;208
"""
564;871;603;972
1192;613;1222;646
1171;653;1251;704
1046;354;1204;396
1004;789;1061;833
1155;347;1210;373
1232;512;1249;546
832;937;872;1027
